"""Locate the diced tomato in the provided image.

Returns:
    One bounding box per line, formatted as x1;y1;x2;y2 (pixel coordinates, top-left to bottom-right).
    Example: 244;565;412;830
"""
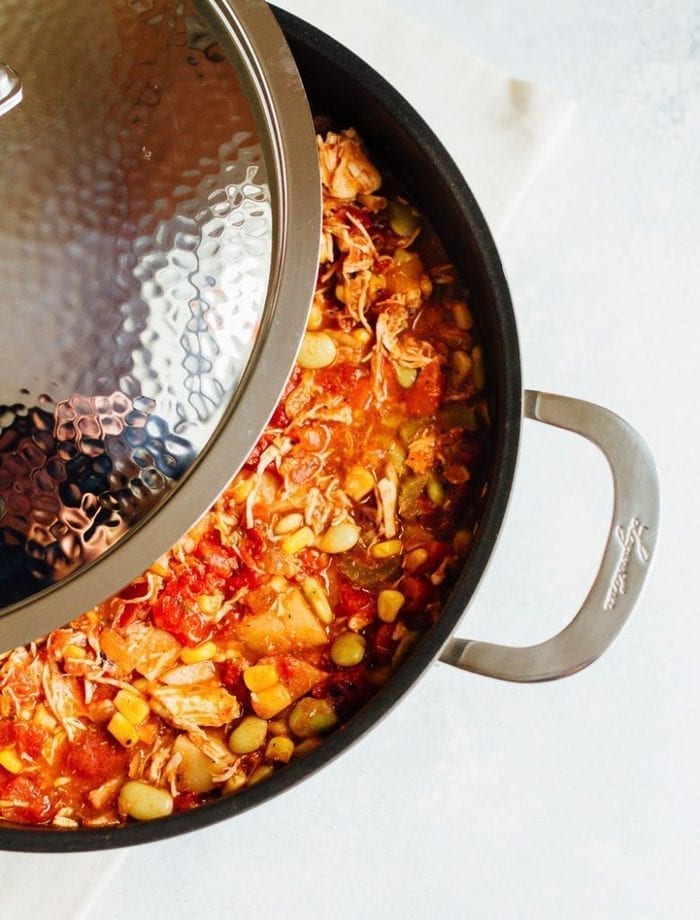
367;622;397;666
114;600;147;630
337;582;376;621
0;721;46;761
0;721;14;748
297;425;327;452
282;451;322;485
407;541;452;576
61;726;129;786
119;579;150;601
404;361;445;417
401;575;438;613
401;575;439;630
218;661;251;708
314;665;370;718
348;378;372;413
196;531;235;579
0;774;53;824
268;401;290;431
173;791;204;813
15;723;46;760
152;561;219;646
153;592;212;646
274;655;326;700
341;204;373;230
227;565;260;595
316;362;365;395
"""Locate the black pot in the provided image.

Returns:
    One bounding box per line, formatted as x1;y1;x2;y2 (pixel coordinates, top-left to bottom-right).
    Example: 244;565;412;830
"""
0;6;658;852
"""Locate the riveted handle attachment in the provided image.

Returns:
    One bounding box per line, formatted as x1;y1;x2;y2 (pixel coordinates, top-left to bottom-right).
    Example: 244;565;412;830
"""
439;390;659;682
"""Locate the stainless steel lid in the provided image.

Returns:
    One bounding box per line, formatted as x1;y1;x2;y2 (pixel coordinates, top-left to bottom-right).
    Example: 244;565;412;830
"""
0;0;321;649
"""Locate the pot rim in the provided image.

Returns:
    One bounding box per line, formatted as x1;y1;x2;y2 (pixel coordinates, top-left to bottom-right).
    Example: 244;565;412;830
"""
0;5;522;852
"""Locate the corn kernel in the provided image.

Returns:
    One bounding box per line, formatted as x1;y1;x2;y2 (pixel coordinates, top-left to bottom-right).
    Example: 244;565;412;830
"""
180;640;218;664
297;331;337;369
317;522;360;554
231;475;255;503
288;698;337;739
107;712;140;748
63;644;86;660
118;781;173;821
243;663;279;693
404;547;429;572
395;364;418;388
426;477;446;506
248;764;274;786
274;512;304;535
150;555;170;577
114;689;150;727
301;577;333;625
344;466;374;502
452;301;473;330
229;716;268;754
0;749;24;774
265;736;295;764
251;682;292;720
378;589;405;623
196;594;221;617
267;719;289;737
281;526;315;555
370;539;403;559
330;632;366;667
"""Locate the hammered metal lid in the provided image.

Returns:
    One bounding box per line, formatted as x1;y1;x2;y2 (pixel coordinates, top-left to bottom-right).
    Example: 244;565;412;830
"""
0;0;321;649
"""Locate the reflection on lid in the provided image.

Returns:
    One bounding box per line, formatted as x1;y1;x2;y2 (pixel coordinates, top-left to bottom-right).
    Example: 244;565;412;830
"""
0;0;273;608
0;392;195;606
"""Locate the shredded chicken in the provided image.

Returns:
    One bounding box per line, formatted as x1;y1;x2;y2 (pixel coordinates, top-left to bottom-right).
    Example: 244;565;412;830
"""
406;431;439;474
377;462;399;539
318;129;382;200
149;683;240;730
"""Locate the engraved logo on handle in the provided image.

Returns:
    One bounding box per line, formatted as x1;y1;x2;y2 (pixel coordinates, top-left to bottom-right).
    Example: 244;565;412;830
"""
604;517;650;610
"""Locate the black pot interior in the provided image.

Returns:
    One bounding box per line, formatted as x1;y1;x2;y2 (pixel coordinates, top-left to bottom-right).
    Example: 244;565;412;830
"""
0;7;521;852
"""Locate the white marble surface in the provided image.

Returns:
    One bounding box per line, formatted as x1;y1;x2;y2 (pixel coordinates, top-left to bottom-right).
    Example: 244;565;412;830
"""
89;1;698;918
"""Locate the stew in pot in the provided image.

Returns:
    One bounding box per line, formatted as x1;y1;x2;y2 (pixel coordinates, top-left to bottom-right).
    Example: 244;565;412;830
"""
0;128;490;827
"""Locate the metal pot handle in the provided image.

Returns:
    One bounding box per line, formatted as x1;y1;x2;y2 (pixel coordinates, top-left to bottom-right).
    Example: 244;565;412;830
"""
439;389;660;682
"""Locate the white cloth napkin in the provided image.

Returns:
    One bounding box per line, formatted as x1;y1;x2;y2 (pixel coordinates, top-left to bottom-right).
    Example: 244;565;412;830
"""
0;3;573;915
273;0;575;236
